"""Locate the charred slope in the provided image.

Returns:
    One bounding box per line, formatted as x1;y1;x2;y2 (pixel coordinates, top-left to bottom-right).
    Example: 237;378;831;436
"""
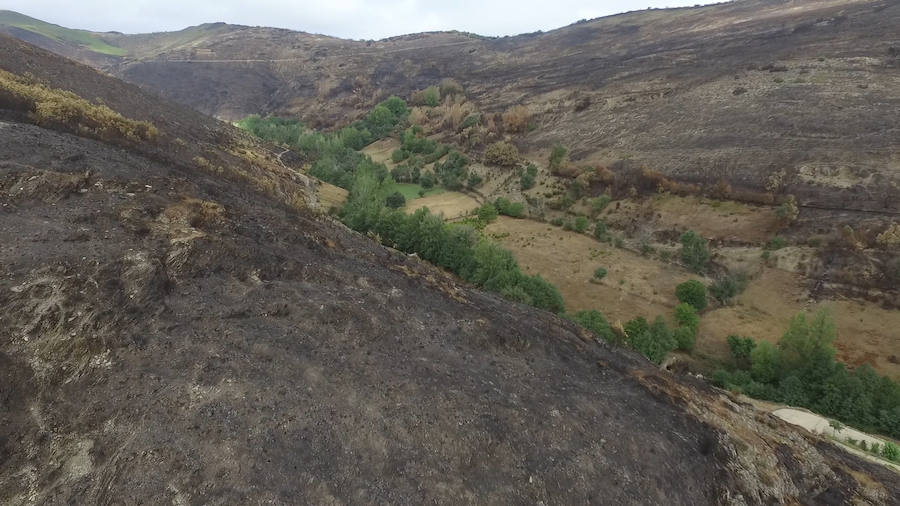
1;38;899;505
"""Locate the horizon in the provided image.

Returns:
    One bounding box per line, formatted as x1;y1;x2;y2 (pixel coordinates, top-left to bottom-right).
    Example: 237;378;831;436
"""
2;1;720;40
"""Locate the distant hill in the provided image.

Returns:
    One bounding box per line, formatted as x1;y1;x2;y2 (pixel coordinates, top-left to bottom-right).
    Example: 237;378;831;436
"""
4;1;899;218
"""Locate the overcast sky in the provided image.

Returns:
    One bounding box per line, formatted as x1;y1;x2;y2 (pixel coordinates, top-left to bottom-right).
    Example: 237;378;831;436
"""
6;0;718;40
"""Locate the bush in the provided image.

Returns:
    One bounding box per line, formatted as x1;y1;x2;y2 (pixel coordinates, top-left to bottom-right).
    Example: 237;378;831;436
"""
571;310;618;344
676;280;707;311
476;203;498;223
709;273;747;306
0;69;158;143
459;113;480;131
680;230;710;273
550;217;564;227
883;442;900;462
422;86;441;107
574;216;589;233
548;144;568;172
625;316;676;364
673;303;699;351
434;151;469;190
594;221;607;240
776;195;799;224
727;335;756;366
385;191;406;209
467;172;483;189
520;163;538;190
591;195;612;217
765;236;788;250
593;267;607;280
484;141;520;166
391;149;408;163
502;105;531;133
495;197;525;218
420;172;435;189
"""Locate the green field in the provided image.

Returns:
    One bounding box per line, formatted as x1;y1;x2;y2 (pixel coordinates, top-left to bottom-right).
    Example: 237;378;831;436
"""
0;10;128;56
385;182;445;201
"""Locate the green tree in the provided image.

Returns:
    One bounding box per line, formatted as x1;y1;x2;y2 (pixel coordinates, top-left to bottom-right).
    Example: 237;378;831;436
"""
727;335;756;367
675;280;707;311
476;203;499;223
520;164;538;190
385;191;406;209
548;144;568;172
680;230;711;273
750;340;781;384
625;316;676;364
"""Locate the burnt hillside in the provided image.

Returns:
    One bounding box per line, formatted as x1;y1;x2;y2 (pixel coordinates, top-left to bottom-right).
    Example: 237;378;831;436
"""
1;37;899;504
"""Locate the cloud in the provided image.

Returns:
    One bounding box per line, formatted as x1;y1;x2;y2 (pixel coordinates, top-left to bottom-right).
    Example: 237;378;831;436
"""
5;0;713;39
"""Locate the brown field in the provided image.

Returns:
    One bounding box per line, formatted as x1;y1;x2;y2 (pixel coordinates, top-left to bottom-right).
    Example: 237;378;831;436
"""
361;137;400;167
486;216;900;379
484;216;696;324
405;191;481;219
316;181;348;210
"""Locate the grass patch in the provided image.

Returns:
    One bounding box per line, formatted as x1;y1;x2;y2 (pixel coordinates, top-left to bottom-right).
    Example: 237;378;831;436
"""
385;182;444;201
0;11;128;56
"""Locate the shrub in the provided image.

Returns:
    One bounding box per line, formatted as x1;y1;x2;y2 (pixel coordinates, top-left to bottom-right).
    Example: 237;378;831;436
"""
776;195;799;224
676;280;707;311
484;141;520;166
502;105;531;133
520;163;537;189
680;230;710;273
883;442;900;462
422;86;441;107
391;149;408;163
476;203;498;223
550;217;564;227
593;267;608;280
673;303;699;352
494;197;525;218
420;172;435;189
434;151;469;190
459;113;480;131
727;335;756;366
625;316;676;364
467;172;483;189
571;310;618;344
709;273;748;306
574;216;589;233
0;69;158;143
591;195;612;217
594;221;607;240
548;144;568;172
439;78;464;97
385;191;406;209
876;223;900;248
765;236;788;250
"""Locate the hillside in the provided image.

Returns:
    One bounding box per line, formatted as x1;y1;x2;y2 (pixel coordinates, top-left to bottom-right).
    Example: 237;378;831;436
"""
2;35;900;504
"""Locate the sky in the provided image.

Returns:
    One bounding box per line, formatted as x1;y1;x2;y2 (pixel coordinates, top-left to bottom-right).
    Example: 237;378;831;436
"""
5;0;718;40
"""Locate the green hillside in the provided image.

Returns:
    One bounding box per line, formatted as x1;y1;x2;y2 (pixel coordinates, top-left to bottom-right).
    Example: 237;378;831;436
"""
0;10;127;56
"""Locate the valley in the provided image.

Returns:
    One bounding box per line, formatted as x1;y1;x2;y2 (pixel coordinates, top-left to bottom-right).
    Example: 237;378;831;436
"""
2;0;900;503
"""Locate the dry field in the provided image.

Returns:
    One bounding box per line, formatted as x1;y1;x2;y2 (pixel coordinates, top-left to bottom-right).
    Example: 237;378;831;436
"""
485;216;900;379
405;191;481;220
